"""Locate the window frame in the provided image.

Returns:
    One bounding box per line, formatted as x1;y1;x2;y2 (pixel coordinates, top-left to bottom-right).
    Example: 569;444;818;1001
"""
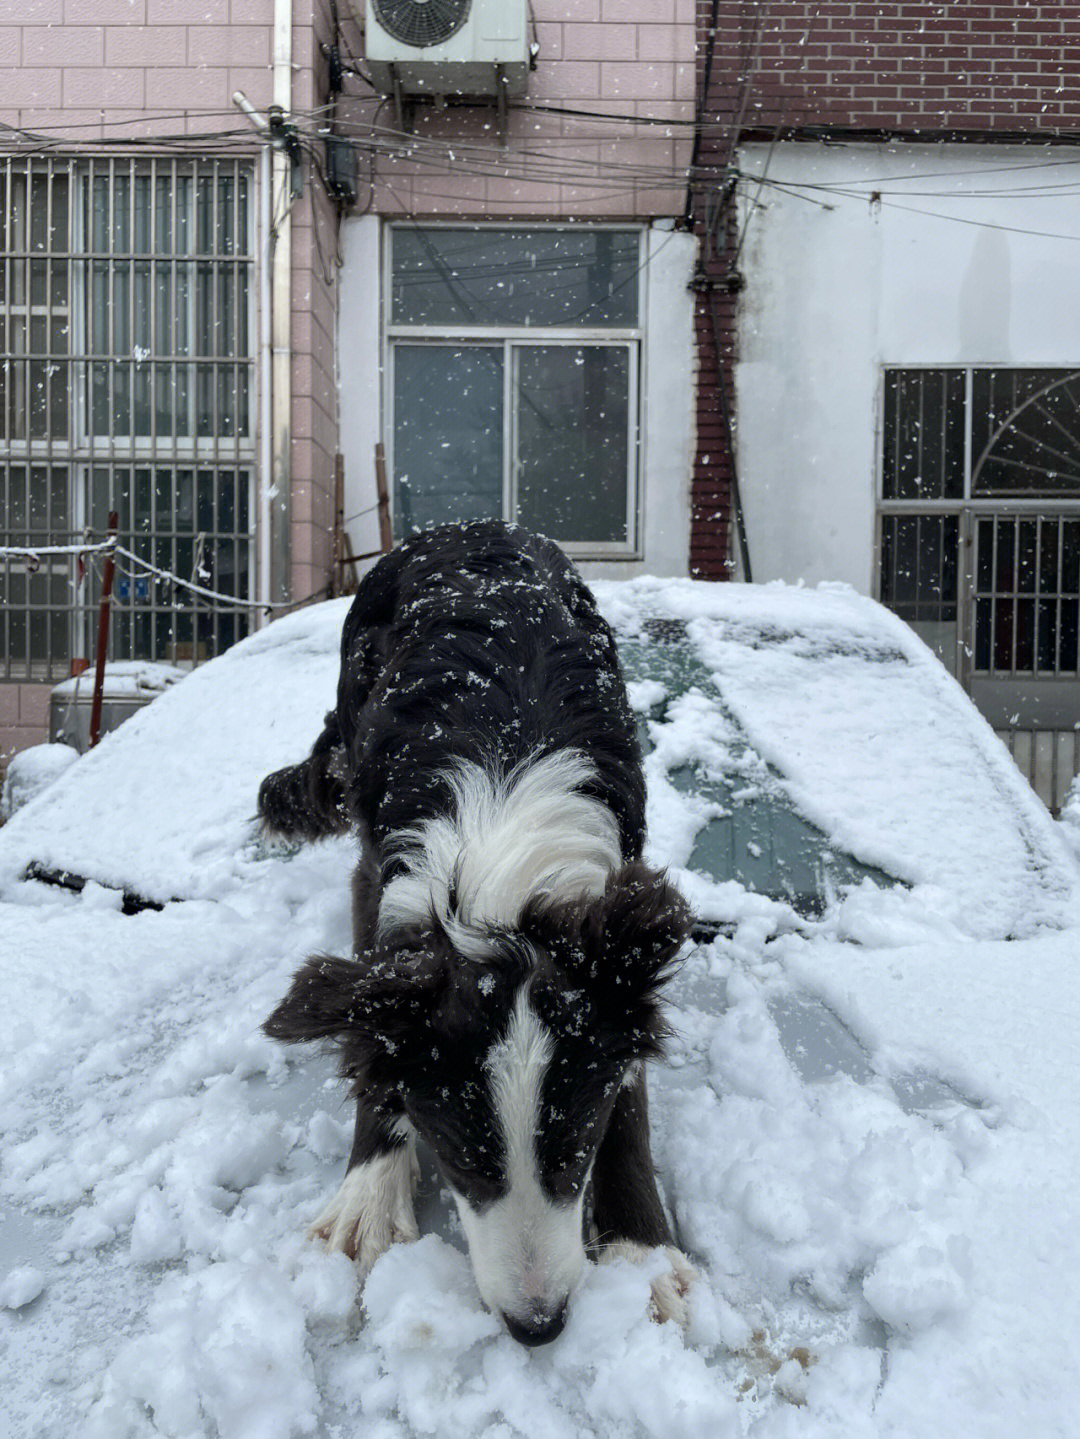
383;221;645;559
875;364;1080;684
0;154;258;682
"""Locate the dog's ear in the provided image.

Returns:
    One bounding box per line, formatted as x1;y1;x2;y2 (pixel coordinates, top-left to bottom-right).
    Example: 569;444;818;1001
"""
580;861;692;997
263;946;446;1054
526;862;692;1054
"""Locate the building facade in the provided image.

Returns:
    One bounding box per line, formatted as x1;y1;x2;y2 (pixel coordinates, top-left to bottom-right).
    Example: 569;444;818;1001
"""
694;1;1080;810
3;2;1077;812
0;0;699;765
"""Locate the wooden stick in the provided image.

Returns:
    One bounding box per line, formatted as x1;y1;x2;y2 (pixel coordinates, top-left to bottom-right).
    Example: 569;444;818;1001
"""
375;442;392;553
331;454;346;598
89;511;118;750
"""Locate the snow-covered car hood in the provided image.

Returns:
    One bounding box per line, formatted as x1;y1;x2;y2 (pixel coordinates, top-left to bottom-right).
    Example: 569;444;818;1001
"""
1;579;1074;937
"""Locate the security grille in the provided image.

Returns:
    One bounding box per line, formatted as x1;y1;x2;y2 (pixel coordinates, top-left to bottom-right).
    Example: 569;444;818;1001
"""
878;367;1080;813
973;514;1079;678
0;154;256;681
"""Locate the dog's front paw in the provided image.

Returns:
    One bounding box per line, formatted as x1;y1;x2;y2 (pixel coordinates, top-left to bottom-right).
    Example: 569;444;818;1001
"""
601;1240;697;1329
308;1151;419;1275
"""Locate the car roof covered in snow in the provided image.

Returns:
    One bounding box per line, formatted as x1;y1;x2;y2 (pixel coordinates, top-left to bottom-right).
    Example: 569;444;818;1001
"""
0;579;1074;936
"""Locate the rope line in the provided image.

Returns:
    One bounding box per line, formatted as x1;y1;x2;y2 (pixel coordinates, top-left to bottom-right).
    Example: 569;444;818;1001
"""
0;538;336;613
0;539;116;559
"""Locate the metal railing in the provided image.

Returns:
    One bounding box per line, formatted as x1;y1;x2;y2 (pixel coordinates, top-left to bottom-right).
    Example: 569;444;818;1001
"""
0;525;254;680
1;153;256;682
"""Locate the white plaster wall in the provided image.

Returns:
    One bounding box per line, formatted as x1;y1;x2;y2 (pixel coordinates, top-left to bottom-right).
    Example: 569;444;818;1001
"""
338;214;384;565
337;218;695;580
584;226;696;581
735;142;1080;592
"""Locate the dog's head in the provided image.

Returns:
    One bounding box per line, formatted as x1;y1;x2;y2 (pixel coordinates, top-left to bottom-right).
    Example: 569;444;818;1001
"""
264;861;691;1345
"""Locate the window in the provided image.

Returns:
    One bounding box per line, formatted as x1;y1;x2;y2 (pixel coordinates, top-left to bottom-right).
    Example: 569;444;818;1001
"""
1;155;255;681
386;225;642;555
879;367;1080;683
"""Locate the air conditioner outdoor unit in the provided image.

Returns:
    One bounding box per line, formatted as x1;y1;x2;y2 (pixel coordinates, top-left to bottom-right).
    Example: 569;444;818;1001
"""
356;0;530;99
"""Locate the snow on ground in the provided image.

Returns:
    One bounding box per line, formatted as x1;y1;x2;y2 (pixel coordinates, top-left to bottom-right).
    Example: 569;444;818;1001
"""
2;579;1079;1439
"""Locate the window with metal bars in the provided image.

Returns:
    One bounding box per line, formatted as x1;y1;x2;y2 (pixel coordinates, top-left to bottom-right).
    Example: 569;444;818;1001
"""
973;514;1080;678
878;367;1080;681
0;155;256;682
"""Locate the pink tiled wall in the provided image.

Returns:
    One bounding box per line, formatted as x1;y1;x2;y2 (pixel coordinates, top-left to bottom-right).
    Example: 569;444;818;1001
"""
0;0;339;763
336;0;696;218
0;682;53;763
3;0;278;138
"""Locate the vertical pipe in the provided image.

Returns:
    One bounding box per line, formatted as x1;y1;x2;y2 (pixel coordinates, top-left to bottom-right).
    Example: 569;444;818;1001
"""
270;0;293;604
374;441;392;553
257;146;272;619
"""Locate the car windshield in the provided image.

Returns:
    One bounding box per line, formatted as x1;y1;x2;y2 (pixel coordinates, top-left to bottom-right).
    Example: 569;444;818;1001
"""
620;623;895;916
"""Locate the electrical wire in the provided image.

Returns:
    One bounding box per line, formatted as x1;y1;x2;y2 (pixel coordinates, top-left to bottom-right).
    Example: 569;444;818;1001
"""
745;172;1080;244
323;129;681;183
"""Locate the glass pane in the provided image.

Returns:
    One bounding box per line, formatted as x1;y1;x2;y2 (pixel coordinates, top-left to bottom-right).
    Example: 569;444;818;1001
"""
114;259;131;355
176;468;194;531
972;369;1080;496
393;344;504;535
392;228;640;328
134;172;152;252
515;345;630;545
197;469;215;531
880;513;959;623
882;369;965;499
1061;596;1078;672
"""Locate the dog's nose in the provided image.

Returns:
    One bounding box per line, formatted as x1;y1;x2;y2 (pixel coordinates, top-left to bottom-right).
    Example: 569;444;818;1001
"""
501;1298;568;1347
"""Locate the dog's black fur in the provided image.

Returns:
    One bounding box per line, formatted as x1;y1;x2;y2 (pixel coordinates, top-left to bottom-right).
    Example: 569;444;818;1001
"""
259;521;645;860
260;521;692;1344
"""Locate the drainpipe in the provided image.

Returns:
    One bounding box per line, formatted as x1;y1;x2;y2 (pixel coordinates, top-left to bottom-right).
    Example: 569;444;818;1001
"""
269;0;293;604
257;143;272;616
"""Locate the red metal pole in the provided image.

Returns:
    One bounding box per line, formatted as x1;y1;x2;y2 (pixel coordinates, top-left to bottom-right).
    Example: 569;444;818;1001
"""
89;511;118;750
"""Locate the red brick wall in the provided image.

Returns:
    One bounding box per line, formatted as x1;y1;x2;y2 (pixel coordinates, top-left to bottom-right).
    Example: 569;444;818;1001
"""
688;238;739;582
702;0;1080;139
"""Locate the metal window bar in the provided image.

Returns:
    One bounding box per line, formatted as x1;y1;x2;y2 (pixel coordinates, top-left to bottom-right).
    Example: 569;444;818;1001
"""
0;154;256;682
996;725;1080;818
972;513;1080;679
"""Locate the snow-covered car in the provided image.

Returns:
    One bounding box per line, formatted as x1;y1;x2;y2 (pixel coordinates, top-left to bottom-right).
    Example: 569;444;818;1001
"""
2;580;1078;1439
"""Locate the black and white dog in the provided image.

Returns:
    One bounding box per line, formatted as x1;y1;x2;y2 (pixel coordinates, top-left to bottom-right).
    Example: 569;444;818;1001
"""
260;521;694;1346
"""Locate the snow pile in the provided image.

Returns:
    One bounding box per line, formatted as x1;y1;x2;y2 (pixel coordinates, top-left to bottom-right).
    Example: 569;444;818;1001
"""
0;1267;44;1311
49;661;186;701
0;600;350;902
333;1237;737;1439
668;965;969;1334
0;743;79;820
1060;776;1080;861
